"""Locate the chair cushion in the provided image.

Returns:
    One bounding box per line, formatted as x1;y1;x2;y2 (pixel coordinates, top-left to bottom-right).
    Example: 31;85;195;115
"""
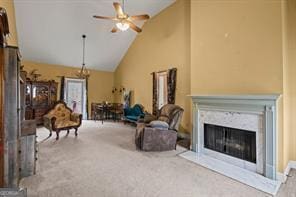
126;115;139;121
158;115;170;124
48;103;71;122
133;105;143;116
124;108;133;116
55;120;79;129
149;120;169;130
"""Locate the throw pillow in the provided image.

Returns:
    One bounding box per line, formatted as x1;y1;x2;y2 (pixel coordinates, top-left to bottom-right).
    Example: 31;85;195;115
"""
149;120;169;130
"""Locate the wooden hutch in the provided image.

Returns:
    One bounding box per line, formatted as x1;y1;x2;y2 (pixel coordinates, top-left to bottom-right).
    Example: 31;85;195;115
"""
25;80;58;125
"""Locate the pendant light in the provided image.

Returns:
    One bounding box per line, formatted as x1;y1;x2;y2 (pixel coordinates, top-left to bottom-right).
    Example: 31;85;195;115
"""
76;34;90;79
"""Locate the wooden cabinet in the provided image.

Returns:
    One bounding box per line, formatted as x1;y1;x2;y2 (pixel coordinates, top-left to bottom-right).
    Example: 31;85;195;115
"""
0;46;21;187
25;80;58;124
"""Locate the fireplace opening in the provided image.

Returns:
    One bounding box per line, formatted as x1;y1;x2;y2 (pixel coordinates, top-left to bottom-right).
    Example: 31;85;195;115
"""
204;124;256;163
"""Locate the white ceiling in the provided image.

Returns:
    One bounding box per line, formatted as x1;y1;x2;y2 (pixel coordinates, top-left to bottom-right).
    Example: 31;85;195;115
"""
14;0;175;71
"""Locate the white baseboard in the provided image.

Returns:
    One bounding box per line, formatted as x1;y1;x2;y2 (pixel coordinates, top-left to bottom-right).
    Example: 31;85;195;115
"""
289;160;296;169
277;160;296;183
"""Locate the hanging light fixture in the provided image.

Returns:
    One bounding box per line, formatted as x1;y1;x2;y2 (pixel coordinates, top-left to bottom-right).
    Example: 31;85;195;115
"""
115;0;130;32
76;34;90;79
116;21;130;31
93;0;150;33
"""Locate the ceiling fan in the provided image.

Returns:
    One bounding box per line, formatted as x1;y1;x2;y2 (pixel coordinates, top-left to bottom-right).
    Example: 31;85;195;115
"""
93;0;150;33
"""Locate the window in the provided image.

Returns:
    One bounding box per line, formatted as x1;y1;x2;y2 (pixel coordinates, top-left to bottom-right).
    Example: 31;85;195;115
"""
157;72;168;109
152;68;177;115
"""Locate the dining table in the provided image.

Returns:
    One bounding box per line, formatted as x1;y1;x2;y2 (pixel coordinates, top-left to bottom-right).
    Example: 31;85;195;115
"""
94;103;123;124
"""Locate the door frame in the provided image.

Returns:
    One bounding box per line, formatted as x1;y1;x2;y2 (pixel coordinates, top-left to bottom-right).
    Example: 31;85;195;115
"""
64;77;87;119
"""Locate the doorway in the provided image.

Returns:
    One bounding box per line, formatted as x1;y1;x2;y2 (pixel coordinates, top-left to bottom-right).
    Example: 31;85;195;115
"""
64;78;87;119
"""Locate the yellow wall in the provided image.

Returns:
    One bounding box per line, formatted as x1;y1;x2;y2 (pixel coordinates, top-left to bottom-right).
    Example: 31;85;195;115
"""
22;61;114;118
114;0;191;132
0;0;18;46
190;0;283;94
283;0;296;169
190;0;284;171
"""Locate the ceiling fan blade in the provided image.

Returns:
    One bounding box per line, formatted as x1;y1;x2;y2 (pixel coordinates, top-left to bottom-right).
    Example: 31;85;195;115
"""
111;27;119;33
126;20;142;33
113;2;124;16
93;15;117;20
130;14;150;21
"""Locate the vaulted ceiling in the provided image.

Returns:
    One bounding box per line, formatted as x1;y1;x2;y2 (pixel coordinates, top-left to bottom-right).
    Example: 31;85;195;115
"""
14;0;175;71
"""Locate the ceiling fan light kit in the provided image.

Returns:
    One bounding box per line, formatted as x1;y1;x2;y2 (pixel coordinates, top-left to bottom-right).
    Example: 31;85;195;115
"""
116;22;130;31
93;1;150;33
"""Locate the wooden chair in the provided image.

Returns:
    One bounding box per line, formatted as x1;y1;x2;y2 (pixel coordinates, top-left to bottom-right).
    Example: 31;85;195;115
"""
109;103;123;121
94;103;107;124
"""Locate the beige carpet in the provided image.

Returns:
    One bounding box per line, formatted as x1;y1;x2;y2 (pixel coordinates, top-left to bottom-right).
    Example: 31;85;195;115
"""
20;121;293;197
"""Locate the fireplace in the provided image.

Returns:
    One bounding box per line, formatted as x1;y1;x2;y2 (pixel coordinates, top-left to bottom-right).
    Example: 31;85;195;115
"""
204;124;256;163
197;109;262;174
180;95;281;195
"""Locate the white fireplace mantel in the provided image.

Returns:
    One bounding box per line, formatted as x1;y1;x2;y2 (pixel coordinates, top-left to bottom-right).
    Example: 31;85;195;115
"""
179;94;282;195
189;94;281;180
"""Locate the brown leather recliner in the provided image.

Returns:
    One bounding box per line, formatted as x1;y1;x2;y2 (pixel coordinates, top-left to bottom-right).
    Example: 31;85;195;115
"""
135;104;184;151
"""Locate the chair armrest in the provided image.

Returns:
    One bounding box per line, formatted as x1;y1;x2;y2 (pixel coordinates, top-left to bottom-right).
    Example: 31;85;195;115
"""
70;113;82;124
141;127;177;151
136;113;145;122
43;114;56;131
136;123;146;136
144;114;157;123
137;118;144;123
135;123;146;147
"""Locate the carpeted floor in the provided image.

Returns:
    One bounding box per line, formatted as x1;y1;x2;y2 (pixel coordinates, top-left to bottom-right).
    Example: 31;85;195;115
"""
20;121;294;197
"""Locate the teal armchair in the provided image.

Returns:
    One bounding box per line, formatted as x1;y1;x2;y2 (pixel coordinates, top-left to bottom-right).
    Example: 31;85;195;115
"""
123;104;145;123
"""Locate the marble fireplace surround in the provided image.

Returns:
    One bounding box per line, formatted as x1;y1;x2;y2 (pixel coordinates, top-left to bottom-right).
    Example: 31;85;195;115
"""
198;110;264;174
180;95;281;195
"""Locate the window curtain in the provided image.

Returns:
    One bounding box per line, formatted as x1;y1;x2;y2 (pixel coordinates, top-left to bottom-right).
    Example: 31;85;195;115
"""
60;76;65;101
167;68;177;104
152;72;158;115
